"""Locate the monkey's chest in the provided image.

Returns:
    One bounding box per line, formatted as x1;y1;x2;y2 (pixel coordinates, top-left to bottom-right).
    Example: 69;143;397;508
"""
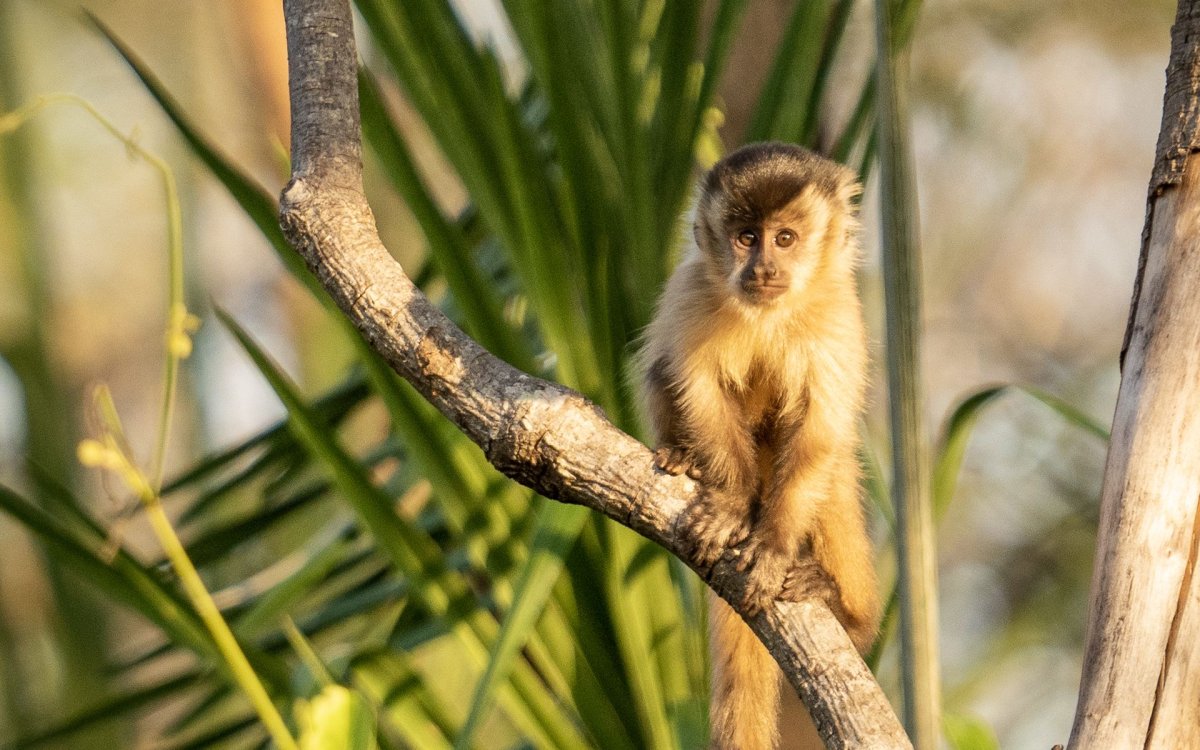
725;365;796;442
738;384;779;439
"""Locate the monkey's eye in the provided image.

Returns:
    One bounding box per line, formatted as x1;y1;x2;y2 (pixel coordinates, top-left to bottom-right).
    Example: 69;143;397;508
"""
735;229;757;248
775;229;796;248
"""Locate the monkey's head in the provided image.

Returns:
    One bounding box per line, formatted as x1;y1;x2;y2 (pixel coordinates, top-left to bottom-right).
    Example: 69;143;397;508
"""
694;143;860;307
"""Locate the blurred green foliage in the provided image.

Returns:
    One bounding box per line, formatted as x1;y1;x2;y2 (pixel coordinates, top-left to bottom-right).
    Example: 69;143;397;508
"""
0;1;1118;748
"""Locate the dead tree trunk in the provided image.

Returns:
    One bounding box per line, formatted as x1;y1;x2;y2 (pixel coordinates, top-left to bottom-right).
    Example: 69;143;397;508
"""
1068;2;1200;747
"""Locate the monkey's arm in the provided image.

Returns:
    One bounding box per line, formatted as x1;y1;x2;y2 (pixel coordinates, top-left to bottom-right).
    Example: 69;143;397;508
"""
737;370;863;615
675;370;757;492
644;357;757;485
643;357;700;478
759;410;842;550
644;358;760;567
760;417;879;652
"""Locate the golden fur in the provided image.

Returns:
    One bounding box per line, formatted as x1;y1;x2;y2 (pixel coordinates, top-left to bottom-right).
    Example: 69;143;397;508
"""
637;143;879;750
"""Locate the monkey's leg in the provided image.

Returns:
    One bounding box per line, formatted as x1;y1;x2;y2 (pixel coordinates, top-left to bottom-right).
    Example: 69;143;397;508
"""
808;474;879;653
732;488;821;614
732;412;831;613
680;488;756;569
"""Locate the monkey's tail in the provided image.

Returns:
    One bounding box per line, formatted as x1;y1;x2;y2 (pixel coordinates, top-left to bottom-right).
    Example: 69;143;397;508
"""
708;593;782;750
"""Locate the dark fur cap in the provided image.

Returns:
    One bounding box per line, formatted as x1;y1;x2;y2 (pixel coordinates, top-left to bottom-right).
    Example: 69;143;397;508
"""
700;142;858;227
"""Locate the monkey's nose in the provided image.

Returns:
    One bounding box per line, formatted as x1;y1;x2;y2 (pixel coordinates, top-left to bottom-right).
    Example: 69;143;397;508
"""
757;262;778;280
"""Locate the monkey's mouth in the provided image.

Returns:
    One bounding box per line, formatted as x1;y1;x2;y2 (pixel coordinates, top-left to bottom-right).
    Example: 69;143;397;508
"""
740;282;789;302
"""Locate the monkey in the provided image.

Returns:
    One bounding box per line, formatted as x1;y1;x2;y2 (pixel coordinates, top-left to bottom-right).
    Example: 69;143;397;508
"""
636;142;880;750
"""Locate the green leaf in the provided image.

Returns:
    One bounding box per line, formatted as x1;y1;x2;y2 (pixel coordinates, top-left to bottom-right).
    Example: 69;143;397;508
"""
0;484;214;659
860;441;893;527
359;69;533;373
220;310;589;750
832;74;876;165
746;0;837;144
865;584;900;672
180;481;338;569
1;671;200;749
598;522;676;749
165;682;234;736
455;502;588;749
802;0;857;145
165;375;369;520
688;0;749;150
89;13;332;304
297;686;376;748
932;386;1006;518
355;339;488;526
942;712;1000;750
933;385;1108;518
356;0;601;396
1020;385;1110;441
157;714;259;750
236;531;358;638
352;649;458;750
218;309;451;605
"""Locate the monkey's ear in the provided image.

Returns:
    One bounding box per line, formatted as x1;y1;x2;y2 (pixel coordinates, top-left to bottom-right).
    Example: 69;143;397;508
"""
835;165;864;209
692;209;715;252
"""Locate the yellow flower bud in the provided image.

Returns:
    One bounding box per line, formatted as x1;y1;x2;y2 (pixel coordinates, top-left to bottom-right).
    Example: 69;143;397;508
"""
76;439;109;467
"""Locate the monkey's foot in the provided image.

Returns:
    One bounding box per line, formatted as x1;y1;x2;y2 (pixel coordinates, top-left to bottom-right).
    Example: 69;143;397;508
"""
679;496;751;568
781;557;837;603
653;446;703;480
731;538;793;615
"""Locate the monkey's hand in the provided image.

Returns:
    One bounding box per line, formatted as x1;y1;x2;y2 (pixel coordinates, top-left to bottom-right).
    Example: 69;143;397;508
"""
679;493;752;569
732;536;796;615
653;445;704;480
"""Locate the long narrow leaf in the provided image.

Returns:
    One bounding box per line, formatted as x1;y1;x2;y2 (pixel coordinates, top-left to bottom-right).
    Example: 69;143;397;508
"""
595;522;676;749
454;502;588;748
2;671;200;750
0;485;214;659
165;375;369;503
235;529;358;638
358;69;533;373
746;1;836;144
932;384;1108;518
218;310;453;606
356;0;600;397
355;341;488;524
875;0;940;743
802;0;857;145
352;649;458;750
87;15;330;303
220;311;589;749
158;714;260;750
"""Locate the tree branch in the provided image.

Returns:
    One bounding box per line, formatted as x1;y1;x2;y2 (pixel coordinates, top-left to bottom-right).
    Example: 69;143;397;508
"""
279;1;910;747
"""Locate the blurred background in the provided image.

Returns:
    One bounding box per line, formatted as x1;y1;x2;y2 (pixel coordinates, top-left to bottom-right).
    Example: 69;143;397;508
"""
0;0;1176;748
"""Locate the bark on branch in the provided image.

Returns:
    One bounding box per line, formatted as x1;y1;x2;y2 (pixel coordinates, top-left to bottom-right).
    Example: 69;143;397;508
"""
279;1;910;747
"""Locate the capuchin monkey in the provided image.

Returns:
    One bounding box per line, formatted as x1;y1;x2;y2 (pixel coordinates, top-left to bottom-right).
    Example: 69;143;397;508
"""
637;143;879;750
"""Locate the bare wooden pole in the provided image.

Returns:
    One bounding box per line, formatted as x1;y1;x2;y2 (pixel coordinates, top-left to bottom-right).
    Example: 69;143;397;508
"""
1069;2;1200;747
279;0;911;747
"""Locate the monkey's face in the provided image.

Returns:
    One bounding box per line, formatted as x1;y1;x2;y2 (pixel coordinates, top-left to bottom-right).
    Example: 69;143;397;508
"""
695;143;859;307
715;190;834;307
